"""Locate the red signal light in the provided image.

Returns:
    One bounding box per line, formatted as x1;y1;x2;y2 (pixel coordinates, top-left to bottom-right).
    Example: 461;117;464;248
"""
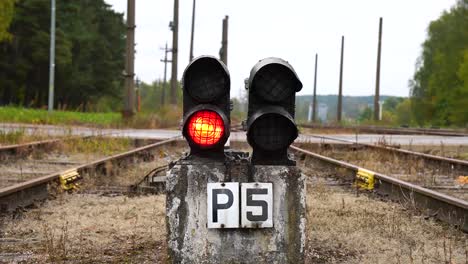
187;110;225;147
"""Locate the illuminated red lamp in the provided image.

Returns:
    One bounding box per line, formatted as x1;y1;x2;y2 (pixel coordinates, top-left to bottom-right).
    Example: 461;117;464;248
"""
186;110;225;148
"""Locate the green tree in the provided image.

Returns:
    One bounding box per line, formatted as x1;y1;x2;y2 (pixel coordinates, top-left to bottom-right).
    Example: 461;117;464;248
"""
0;0;125;110
395;99;413;125
383;97;403;113
0;0;15;42
358;107;372;122
410;0;468;127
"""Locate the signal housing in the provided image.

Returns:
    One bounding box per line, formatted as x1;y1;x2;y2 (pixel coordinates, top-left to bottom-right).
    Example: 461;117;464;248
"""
246;57;302;165
182;56;230;156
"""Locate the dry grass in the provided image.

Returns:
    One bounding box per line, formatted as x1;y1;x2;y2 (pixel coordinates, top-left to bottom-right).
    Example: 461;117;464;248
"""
57;136;132;157
298;144;468;200
0;144;186;263
0;194;166;263
306;181;468;263
1;142;466;263
404;145;468;161
2;181;466;263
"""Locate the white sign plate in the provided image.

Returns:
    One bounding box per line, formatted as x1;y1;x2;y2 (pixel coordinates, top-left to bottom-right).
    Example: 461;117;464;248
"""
241;182;273;228
207;182;239;228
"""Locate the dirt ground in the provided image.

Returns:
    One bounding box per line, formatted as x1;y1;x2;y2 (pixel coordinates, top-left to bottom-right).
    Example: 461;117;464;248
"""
306;181;467;263
1;141;467;263
0;194;166;263
1;180;466;263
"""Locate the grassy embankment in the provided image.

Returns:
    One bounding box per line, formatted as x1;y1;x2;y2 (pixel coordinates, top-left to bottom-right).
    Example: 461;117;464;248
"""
0;106;182;129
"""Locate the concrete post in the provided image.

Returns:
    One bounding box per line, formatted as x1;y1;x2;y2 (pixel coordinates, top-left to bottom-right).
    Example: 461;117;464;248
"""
166;155;306;263
48;0;56;113
312;53;318;122
337;36;344;122
124;0;136;117
374;17;383;121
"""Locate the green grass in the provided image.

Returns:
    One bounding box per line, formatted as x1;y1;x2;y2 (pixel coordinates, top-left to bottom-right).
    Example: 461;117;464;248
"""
0;106;120;126
0;106;182;128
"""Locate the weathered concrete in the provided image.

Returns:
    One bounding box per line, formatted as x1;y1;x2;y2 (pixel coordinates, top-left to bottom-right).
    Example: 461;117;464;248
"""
166;154;306;263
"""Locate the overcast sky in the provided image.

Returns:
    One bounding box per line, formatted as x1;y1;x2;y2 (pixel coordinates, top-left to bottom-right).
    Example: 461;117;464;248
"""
104;0;456;98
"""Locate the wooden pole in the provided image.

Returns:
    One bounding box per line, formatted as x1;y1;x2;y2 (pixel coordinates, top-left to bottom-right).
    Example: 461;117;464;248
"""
124;0;136;117
170;0;179;105
189;0;196;62
220;16;229;65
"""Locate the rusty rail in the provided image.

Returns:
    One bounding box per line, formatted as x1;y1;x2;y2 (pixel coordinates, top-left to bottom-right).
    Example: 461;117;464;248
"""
0;136;183;213
0;133;116;156
0;138;63;155
291;145;468;232
299;124;468;137
302;134;468;170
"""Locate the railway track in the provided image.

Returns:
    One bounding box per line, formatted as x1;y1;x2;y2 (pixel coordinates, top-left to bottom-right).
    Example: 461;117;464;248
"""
302;133;468;171
0;137;76;157
2;132;466;233
299;124;468;137
291;145;468;232
0;133;119;157
0;136;182;213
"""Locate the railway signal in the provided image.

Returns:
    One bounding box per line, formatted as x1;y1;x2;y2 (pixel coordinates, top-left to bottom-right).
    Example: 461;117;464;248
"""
168;56;306;263
181;56;230;156
246;58;302;165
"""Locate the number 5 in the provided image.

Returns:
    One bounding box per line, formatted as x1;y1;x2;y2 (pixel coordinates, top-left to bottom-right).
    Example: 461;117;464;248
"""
246;189;268;221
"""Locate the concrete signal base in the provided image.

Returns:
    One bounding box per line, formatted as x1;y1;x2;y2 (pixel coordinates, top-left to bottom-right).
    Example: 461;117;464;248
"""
166;155;306;263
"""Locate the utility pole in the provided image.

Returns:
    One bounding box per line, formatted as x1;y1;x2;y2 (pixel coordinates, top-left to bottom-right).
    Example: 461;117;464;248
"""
136;77;141;112
220;16;229;65
374;17;383;121
170;0;179;105
48;0;56;112
189;0;196;62
124;0;136;117
160;43;172;106
337;36;344;122
312;53;318;122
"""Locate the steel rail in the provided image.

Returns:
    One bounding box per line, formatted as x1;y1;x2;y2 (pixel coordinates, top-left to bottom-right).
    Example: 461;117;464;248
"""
0;132;119;156
0;138;61;152
299;124;468;137
302;133;468;170
291;145;468;232
0;136;183;213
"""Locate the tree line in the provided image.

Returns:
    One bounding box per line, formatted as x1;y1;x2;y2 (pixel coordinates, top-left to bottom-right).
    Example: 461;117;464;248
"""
0;0;126;110
410;0;467;127
0;0;466;128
